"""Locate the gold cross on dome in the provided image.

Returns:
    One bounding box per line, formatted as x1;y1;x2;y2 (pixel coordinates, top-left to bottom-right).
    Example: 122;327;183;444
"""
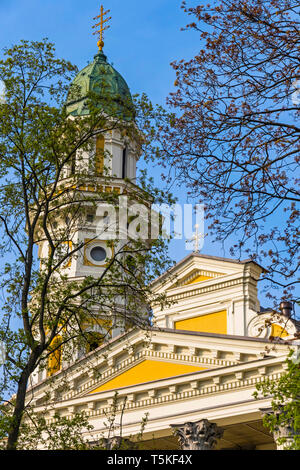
92;5;112;52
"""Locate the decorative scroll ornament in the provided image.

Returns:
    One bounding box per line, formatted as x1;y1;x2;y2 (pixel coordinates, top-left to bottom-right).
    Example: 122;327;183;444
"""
170;419;223;450
101;436;136;450
247;312;296;339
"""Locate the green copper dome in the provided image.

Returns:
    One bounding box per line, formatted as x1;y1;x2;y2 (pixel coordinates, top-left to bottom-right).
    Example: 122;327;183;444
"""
66;50;134;120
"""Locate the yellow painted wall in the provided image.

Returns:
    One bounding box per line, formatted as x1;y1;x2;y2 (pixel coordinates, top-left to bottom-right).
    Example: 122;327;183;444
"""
186;275;212;284
175;310;227;335
89;359;206;393
271;324;289;338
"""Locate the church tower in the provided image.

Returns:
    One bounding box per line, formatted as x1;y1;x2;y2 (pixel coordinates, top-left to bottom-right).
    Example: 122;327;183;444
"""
35;6;151;378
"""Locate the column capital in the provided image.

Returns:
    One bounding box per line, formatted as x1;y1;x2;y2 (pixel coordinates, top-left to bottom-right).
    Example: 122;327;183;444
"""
101;436;136;450
170;419;223;450
260;407;298;450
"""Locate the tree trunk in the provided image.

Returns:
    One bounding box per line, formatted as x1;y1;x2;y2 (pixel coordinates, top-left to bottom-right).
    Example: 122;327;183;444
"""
6;350;40;450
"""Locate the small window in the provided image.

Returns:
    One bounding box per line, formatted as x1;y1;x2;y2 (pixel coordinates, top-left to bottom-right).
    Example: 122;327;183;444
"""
86;332;104;353
51;241;72;268
90;246;107;262
95;135;105;175
70;156;76;175
122;147;127;179
126;255;138;273
86;214;94;223
47;337;62;376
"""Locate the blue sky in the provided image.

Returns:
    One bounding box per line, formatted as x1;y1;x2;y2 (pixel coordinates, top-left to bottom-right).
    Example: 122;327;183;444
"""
0;0;282;307
0;0;199;103
0;0;208;254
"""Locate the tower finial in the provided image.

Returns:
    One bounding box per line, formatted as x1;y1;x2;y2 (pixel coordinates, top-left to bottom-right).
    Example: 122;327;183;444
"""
185;224;205;253
92;5;112;52
192;224;201;253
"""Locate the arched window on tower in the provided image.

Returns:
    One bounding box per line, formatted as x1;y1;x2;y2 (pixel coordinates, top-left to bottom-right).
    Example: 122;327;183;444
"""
122;147;127;179
85;331;105;353
81;319;112;355
95;134;105;175
50;241;72;269
47;336;62;376
70;155;76;175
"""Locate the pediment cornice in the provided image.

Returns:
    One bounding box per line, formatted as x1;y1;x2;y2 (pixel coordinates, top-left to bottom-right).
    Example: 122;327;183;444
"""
151;253;264;294
27;326;292;406
165;273;246;300
31;355;288;429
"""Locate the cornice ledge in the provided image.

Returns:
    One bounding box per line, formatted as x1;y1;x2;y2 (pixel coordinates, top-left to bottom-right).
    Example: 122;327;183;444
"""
44;370;284;423
167;277;244;301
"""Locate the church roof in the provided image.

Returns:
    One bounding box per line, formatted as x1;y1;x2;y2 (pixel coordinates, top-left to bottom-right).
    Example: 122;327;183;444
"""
65;50;134;119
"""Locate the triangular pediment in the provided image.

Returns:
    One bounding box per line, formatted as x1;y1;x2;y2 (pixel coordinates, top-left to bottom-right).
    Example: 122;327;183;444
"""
88;358;206;394
28;326;291;409
151;253;256;294
73;326;289;399
174;268;225;288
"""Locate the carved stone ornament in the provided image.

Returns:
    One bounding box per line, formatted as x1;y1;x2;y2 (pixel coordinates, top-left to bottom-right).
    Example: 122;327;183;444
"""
101;436;120;450
100;436;136;450
273;425;297;450
170;419;224;450
247;313;296;339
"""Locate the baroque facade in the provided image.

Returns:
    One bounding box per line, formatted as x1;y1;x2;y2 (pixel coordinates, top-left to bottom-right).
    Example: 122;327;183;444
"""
28;250;299;450
25;10;299;451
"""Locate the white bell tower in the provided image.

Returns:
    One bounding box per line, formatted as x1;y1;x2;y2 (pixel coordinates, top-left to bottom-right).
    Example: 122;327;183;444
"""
36;43;151;370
